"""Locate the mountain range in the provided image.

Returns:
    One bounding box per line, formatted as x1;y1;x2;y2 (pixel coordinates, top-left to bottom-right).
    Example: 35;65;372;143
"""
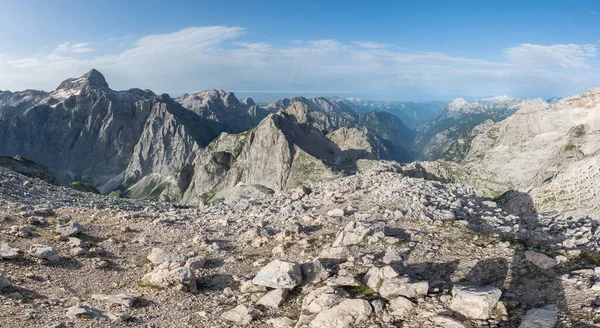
1;69;598;216
0;70;417;203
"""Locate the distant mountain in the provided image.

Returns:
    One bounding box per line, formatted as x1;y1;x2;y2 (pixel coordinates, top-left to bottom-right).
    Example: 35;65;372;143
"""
176;90;271;134
338;98;443;128
0;89;49;110
265;96;416;162
415;96;523;160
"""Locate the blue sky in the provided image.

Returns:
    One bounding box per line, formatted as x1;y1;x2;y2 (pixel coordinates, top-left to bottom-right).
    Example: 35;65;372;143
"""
0;0;598;100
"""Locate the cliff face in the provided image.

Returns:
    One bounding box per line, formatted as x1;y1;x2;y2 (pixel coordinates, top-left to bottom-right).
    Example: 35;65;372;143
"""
0;70;218;195
0;70;407;203
449;89;600;217
182;102;379;203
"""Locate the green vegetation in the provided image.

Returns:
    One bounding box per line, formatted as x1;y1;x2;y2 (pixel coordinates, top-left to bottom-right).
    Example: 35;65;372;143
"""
200;190;217;203
137;280;163;290
564;144;580;152
108;190;122;198
343;284;379;298
71;181;100;194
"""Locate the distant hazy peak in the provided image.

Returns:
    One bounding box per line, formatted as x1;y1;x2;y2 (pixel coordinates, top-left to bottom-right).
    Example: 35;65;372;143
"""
448;97;469;111
178;89;241;107
476;95;514;103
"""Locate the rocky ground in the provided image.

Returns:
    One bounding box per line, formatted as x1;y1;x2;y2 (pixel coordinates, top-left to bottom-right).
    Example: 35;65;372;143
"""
0;162;599;328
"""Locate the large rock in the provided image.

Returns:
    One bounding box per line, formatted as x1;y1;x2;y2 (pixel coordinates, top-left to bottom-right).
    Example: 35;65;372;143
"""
141;262;197;292
450;285;502;319
378;277;429;299
0;243;20;259
319;245;361;260
519;305;558;328
55;221;83;237
301;259;330;284
91;294;137;308
388;296;414;317
221;304;257;325
431;315;467;328
257;288;289;308
267;317;295;328
302;286;349;315
66;305;101;319
332;221;373;246
28;244;59;262
147;247;187;265
524;251;557;270
308;299;372;328
252;260;302;289
363;265;400;290
0;273;10;290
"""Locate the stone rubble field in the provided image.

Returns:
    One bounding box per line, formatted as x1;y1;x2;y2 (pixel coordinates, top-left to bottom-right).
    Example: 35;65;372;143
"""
0;164;599;328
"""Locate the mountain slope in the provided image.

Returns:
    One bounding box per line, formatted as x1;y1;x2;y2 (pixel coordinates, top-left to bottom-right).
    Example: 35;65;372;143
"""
448;88;600;217
415;97;523;160
0;70;413;203
266;96;416;162
182;102;394;203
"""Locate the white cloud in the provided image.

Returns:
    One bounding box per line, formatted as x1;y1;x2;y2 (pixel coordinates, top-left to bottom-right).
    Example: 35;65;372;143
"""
505;43;596;68
0;26;598;100
71;43;93;53
56;42;93;53
353;41;386;49
8;57;43;68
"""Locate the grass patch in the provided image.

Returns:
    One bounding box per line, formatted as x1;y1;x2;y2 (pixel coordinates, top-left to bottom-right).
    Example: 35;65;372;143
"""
71;181;100;194
137;280;163;290
343;284;379;298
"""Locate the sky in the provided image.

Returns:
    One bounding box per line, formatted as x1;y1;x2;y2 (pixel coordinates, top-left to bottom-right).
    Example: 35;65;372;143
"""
0;0;599;101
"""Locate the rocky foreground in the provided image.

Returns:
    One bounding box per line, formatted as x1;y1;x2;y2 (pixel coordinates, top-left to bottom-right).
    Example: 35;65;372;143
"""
0;162;599;328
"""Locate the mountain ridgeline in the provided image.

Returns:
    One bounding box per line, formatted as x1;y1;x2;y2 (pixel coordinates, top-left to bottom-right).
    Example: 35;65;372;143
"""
0;70;423;203
2;69;596;215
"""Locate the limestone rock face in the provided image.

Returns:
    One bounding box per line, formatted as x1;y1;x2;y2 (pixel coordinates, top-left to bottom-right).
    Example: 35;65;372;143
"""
450;285;502;320
448;89;600;217
0;70;217;199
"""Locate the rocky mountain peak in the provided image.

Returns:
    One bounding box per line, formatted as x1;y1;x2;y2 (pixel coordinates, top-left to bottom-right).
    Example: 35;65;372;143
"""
56;69;109;91
180;89;241;108
241;97;256;107
448;97;470;111
284;102;311;124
